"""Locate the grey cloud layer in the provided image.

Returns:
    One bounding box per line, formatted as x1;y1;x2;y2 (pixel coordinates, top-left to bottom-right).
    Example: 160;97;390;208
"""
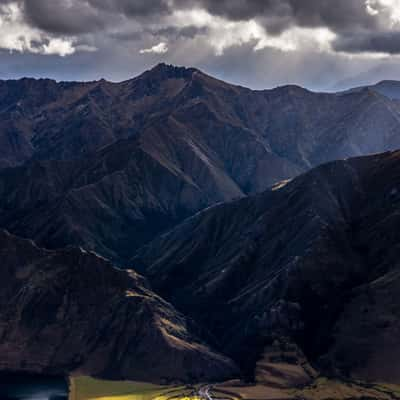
22;0;171;34
22;0;379;32
14;0;400;55
333;31;400;55
24;0;107;34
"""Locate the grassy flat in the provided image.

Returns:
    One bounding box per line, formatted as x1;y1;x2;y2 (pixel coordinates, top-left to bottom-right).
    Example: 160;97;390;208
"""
214;377;400;400
69;376;198;400
290;378;400;400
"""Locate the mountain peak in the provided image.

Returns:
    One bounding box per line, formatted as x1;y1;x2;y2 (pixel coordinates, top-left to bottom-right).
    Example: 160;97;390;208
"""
147;62;199;80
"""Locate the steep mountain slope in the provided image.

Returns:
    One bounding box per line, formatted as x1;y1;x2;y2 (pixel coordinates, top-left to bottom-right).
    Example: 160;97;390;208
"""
0;229;237;382
0;134;244;263
2;65;400;263
135;150;400;383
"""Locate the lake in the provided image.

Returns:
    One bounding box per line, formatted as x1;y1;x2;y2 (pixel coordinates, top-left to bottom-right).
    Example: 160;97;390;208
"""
0;373;68;400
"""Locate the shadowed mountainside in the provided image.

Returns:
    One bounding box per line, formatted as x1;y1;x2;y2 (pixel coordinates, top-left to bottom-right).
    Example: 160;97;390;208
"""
135;150;400;383
0;229;237;383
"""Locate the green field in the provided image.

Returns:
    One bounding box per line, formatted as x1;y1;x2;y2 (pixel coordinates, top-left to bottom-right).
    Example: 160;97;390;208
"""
69;376;200;400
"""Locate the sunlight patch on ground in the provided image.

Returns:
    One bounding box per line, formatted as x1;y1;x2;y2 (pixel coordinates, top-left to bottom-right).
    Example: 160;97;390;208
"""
69;376;200;400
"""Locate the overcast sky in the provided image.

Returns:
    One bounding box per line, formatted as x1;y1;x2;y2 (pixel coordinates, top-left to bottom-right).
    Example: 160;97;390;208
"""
1;0;400;90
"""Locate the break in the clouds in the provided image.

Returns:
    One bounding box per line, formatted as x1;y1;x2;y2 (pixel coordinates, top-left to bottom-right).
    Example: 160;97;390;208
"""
1;0;400;89
140;41;168;54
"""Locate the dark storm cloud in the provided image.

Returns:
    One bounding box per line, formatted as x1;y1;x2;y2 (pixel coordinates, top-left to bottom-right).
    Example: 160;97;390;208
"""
152;26;209;39
175;0;379;33
16;0;400;55
333;31;400;55
19;0;379;35
87;0;171;17
23;0;107;34
110;26;208;42
178;0;400;55
21;0;172;35
15;0;170;36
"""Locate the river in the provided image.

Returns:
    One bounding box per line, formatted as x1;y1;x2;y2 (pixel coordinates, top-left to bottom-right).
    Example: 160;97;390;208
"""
0;373;68;400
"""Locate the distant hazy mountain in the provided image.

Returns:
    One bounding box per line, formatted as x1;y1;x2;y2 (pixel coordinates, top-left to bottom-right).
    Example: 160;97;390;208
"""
1;64;400;263
136;150;400;383
346;80;400;100
0;229;236;382
331;61;400;92
368;80;400;100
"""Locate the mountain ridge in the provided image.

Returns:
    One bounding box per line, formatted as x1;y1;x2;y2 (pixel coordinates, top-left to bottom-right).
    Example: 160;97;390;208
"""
134;149;400;382
0;228;237;382
2;63;400;263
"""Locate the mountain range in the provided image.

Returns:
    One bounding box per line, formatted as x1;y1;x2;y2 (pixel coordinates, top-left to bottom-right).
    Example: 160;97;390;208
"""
1;64;400;387
2;64;400;264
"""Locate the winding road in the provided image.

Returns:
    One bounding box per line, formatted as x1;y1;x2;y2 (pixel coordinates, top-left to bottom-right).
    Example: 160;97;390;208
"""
198;385;213;400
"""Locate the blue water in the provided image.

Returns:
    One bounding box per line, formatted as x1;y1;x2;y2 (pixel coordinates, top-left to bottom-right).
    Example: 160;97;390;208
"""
0;374;68;400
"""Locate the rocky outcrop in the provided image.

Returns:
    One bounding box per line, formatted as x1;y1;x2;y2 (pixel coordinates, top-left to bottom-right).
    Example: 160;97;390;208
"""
0;230;237;383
